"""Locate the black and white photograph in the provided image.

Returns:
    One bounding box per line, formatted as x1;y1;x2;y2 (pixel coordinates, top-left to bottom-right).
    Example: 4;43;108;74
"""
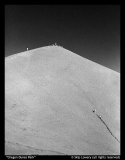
5;5;120;156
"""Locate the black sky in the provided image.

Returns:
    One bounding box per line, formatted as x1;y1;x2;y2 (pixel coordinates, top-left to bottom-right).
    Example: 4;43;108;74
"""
5;5;120;72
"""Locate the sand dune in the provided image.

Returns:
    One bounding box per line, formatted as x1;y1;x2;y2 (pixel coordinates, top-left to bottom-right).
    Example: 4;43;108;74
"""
5;46;120;155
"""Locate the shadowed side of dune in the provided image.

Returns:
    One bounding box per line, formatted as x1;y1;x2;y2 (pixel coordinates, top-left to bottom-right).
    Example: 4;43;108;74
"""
5;46;120;155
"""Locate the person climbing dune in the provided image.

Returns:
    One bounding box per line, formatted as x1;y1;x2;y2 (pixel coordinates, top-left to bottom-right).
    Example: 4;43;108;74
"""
92;109;96;113
98;115;102;118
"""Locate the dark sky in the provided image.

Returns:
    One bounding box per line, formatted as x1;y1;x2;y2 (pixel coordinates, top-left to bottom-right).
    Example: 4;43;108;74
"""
5;5;120;73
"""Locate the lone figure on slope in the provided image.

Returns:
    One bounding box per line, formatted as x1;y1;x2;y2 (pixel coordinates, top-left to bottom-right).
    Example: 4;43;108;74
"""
92;109;96;113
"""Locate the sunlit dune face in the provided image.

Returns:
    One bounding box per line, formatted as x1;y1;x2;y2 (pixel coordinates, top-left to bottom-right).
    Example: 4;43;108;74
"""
5;46;120;155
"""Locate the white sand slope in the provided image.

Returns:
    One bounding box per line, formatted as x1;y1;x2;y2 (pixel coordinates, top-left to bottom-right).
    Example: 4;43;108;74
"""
5;46;120;155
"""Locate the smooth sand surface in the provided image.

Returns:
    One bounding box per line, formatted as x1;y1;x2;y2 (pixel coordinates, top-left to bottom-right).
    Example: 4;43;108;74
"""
5;46;120;155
